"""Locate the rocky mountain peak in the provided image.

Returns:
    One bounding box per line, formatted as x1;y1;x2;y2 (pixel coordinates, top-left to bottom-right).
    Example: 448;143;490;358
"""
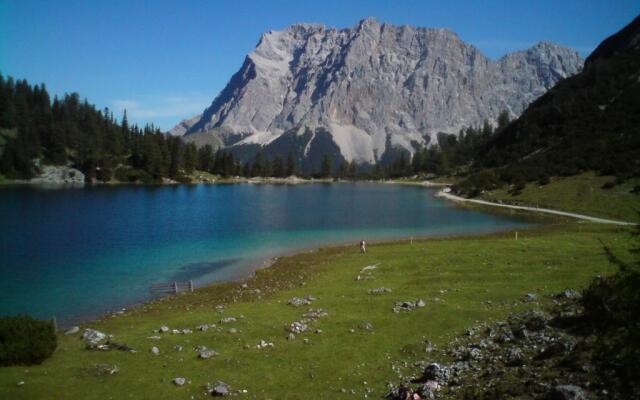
174;19;583;169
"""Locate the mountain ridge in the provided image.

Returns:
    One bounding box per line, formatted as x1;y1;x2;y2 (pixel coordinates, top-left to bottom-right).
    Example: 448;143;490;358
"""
173;18;583;170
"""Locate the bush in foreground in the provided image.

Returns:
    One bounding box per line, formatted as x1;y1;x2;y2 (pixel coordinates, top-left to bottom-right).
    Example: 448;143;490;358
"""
0;315;57;366
581;245;640;398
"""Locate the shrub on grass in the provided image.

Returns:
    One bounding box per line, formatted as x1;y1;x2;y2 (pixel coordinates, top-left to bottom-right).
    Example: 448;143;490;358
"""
601;181;616;190
0;315;57;366
582;234;640;397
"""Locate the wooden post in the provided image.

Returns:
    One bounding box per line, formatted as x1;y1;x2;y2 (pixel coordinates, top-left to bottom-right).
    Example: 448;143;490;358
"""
51;316;57;332
410;236;413;245
173;281;178;294
515;231;518;241
189;280;194;292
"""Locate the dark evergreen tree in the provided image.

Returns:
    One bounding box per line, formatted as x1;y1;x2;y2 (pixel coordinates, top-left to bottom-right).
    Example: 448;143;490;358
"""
272;156;284;177
286;152;297;176
320;153;332;178
182;143;197;175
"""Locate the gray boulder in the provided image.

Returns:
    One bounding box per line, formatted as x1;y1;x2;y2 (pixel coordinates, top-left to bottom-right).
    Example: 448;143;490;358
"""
208;380;230;396
64;326;80;335
82;329;107;346
198;349;219;359
547;385;587;400
173;377;186;386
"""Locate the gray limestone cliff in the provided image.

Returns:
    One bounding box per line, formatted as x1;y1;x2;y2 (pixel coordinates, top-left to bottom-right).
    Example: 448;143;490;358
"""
174;18;583;168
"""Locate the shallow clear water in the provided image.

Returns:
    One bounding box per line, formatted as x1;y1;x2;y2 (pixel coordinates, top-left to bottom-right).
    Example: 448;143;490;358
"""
0;183;529;324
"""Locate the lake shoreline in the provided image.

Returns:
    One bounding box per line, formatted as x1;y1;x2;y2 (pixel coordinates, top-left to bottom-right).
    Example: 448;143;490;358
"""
0;173;451;188
61;200;539;330
2;181;533;329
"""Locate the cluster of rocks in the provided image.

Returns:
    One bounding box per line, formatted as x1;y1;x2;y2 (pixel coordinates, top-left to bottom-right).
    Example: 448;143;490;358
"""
255;340;274;349
155;324;215;335
196;346;219;359
30;165;85;185
368;287;393;295
80;328;135;353
385;289;627;400
205;381;232;396
287;295;316;307
356;263;381;281
173;378;241;396
393;299;426;313
93;364;119;376
360;263;381;273
285;308;328;339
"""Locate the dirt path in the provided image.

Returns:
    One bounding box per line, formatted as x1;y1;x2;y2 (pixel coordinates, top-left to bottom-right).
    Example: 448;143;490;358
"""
437;191;636;226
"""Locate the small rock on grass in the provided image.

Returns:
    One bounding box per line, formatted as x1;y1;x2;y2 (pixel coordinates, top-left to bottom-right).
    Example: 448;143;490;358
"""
368;287;393;295
82;329;107;346
173;377;186;386
199;349;219;359
151;346;160;355
93;364;119;376
207;380;230;396
64;326;80;335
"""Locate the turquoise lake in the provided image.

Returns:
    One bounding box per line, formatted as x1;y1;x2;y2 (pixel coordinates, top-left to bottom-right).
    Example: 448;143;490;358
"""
0;183;530;325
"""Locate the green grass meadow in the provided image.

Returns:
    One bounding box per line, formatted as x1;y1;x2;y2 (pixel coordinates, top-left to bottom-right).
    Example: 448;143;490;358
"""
482;172;640;223
0;222;635;399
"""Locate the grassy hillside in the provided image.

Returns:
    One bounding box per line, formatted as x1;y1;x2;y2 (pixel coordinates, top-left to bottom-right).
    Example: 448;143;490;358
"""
0;223;634;399
481;172;640;223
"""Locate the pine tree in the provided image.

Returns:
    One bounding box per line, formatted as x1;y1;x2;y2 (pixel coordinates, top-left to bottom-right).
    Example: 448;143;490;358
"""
272;156;284;177
286;152;297;176
497;110;511;132
251;150;265;177
182;143;197;175
321;153;332;178
197;145;214;172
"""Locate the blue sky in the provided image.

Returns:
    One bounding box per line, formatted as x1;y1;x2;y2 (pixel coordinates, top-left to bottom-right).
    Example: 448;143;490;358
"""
1;0;637;130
